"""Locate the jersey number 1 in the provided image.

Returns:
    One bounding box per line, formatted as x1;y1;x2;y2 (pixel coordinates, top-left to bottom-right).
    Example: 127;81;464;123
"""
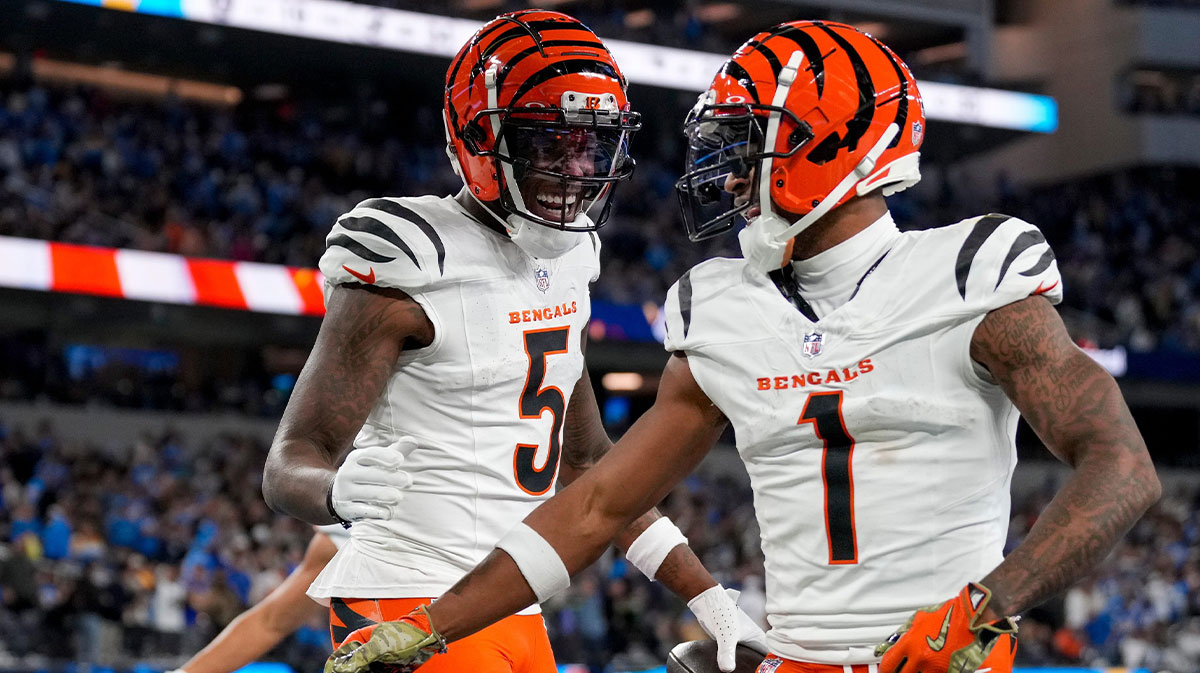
798;390;858;565
514;327;570;495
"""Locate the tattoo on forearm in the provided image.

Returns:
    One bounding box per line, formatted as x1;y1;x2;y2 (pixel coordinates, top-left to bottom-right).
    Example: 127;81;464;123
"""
269;286;430;520
982;459;1156;615
654;543;713;592
971;297;1160;615
561;369;613;471
561;425;611;470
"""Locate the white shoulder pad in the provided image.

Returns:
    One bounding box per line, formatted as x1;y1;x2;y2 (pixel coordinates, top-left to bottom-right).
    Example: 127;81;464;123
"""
318;197;448;297
663;258;737;354
662;271;692;354
952;214;1063;312
586;232;602;283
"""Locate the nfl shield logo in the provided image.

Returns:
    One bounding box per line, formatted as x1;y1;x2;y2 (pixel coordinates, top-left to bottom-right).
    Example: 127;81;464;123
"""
535;268;550;293
802;332;824;358
758;658;783;673
911;120;924;146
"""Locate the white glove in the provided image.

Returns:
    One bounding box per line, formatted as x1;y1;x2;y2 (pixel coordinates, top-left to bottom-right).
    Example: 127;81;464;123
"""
329;437;416;522
687;585;770;672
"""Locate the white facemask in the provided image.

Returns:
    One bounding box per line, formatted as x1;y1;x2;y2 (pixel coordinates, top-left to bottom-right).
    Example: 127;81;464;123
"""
505;212;589;259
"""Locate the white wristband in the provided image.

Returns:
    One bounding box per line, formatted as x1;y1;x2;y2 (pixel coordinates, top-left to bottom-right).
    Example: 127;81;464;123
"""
494;522;571;603
625;517;688;580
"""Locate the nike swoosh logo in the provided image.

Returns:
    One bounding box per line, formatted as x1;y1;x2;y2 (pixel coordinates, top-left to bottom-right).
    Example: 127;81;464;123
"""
343;265;376;284
1034;279;1059;295
926;606;954;651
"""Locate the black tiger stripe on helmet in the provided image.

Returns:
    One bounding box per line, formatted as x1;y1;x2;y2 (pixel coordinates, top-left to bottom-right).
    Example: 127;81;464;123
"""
442;10;639;230
675;21;925;241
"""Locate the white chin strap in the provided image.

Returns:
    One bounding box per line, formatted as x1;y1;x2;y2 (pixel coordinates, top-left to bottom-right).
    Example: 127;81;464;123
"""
737;52;904;273
485;65;530;218
740;122;900;274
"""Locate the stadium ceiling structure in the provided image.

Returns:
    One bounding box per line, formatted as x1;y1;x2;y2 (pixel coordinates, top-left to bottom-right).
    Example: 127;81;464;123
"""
33;0;1054;133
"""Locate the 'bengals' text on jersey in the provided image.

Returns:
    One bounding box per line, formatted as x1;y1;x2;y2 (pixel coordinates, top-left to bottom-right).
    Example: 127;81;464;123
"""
307;195;599;614
663;213;1062;665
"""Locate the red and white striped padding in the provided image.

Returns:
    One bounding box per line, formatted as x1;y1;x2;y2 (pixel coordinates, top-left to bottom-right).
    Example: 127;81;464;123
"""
0;236;326;316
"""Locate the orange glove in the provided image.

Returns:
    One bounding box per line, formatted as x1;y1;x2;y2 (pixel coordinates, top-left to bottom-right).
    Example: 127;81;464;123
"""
875;583;1018;673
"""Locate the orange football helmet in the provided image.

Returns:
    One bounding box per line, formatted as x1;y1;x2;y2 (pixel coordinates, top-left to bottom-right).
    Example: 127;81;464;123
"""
676;21;924;255
444;10;640;234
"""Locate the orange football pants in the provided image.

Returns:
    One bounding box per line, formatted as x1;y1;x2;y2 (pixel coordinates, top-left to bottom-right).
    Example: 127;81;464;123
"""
329;597;557;673
758;656;879;673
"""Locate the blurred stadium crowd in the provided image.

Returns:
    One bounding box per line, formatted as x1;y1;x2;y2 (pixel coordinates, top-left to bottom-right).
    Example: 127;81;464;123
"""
1;419;1198;671
2;81;1200;356
2;25;1200;672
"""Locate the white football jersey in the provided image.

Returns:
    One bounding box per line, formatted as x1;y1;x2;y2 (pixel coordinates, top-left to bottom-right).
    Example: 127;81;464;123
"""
663;214;1063;664
307;195;599;613
314;524;351;550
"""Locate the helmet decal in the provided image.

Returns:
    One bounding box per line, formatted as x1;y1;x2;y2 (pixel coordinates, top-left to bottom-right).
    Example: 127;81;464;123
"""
803;24;877;165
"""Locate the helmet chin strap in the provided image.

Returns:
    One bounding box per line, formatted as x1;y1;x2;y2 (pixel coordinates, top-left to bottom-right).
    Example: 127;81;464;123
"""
460;183;586;259
741;118;900;273
773;122;899;243
740;52;804;273
484;64;530;229
481;63;589;249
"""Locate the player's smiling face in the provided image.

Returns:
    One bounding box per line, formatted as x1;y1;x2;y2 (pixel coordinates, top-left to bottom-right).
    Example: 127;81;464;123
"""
510;126;597;224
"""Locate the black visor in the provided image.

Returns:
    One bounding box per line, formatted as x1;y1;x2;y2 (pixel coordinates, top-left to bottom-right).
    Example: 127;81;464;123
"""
469;106;641;231
675;103;811;241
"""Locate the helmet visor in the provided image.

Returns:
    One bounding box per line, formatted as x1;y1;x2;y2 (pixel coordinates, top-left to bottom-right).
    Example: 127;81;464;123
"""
506;125;632;227
476;107;640;231
675;103;810;241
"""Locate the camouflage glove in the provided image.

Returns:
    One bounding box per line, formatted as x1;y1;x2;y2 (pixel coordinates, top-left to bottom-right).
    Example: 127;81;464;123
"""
325;604;447;673
875;583;1018;673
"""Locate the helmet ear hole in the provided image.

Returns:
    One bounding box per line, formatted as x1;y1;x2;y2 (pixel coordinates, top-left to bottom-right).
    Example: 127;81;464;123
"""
463;121;488;154
788;122;814;150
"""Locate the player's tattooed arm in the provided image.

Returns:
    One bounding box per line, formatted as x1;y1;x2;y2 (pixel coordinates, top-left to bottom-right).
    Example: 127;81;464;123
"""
969;295;1161;619
262;284;434;524
559;354;722;601
559;364;614;480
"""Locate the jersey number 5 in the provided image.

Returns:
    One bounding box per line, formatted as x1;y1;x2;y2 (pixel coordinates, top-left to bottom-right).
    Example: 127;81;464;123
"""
514;327;570;495
799;390;858;565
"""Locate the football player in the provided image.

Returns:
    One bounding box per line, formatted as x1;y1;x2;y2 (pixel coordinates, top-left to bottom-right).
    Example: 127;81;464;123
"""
261;10;765;673
317;20;1162;673
168;527;346;673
